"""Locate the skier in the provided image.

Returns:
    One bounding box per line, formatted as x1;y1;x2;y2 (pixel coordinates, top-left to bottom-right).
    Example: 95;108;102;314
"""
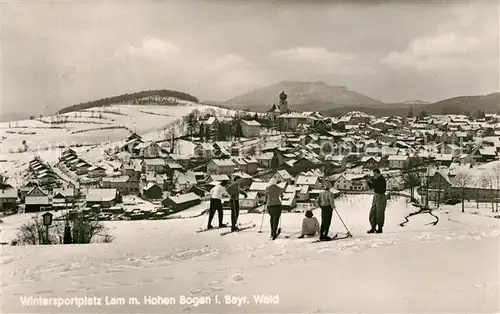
207;180;228;229
265;178;282;240
298;210;320;238
316;181;336;241
367;168;387;234
226;175;247;232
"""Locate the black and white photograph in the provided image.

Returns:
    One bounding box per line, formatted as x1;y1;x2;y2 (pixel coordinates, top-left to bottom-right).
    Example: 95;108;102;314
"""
0;1;499;313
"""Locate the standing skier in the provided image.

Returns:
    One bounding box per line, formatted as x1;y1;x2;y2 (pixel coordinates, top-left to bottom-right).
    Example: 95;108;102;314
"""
226;175;247;232
367;168;387;234
316;181;336;241
265;178;282;240
207;180;228;229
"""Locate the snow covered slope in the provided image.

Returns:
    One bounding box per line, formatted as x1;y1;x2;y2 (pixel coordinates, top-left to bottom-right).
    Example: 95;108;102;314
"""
0;102;234;187
2;195;499;313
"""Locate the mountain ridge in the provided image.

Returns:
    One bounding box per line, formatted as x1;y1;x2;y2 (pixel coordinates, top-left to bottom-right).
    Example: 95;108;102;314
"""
222;80;383;112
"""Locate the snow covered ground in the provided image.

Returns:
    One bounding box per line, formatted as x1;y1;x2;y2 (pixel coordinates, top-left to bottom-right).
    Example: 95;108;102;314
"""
1;194;499;313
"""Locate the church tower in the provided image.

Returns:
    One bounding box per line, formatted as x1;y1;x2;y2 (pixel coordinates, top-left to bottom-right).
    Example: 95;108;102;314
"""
278;91;289;114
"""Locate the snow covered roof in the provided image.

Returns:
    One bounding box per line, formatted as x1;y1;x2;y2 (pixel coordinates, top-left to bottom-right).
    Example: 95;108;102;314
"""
295;176;319;186
361;156;381;162
210;159;235;167
209;174;230;182
388;155;409;161
435;154;453;161
88;166;106;172
281;193;296;206
278;112;308;119
102;176;130;183
143;159;165;166
0;189;17;199
276;170;292;180
53;188;74;198
144;183;161;191
25;196;49;205
86;189;117;202
244;191;259;200
167;192;200;204
241;120;261;126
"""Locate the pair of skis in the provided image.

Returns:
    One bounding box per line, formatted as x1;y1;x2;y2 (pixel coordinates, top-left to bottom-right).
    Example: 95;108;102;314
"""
310;232;353;243
196;221;256;235
220;222;256;236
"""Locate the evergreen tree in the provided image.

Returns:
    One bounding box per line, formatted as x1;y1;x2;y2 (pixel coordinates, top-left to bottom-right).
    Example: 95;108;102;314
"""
198;124;205;142
234;120;244;138
217;123;227;141
408;106;414;118
253;113;259;122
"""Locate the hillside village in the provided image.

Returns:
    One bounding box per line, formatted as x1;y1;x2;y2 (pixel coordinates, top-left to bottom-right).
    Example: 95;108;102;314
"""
2;90;500;221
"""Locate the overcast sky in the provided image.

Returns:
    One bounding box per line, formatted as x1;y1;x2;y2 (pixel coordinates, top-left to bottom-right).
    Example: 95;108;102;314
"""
1;1;499;116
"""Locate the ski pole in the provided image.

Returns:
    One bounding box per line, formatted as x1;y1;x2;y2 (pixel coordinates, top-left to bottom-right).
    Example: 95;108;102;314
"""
199;203;209;230
333;207;352;236
258;204;266;233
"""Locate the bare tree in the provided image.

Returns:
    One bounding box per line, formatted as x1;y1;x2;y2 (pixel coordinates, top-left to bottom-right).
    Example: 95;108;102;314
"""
480;172;495;212
15;214;114;245
453;171;473;213
491;164;500;212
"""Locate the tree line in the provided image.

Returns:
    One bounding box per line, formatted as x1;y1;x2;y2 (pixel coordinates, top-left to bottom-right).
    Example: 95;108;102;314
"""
57;89;199;114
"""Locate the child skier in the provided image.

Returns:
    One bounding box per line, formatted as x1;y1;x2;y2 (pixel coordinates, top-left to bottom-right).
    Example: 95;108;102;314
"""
298;210;320;238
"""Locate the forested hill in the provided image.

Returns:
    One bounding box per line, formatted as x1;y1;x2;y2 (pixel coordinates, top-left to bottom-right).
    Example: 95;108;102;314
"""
57;89;199;114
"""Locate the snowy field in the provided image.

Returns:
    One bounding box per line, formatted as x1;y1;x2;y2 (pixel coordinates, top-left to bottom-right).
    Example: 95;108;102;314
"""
1;194;499;313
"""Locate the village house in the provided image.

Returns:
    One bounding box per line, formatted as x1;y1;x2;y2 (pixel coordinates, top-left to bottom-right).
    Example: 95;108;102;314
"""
241;120;261;138
24;186;50;212
165;162;185;178
386;176;405;191
361;156;381;169
425;170;452;202
75;162;91;175
281;192;297;211
239;191;259;211
434;154;454;167
332;174;368;191
387;155;409;169
472;146;497;162
207;159;236;175
278;112;309;132
273;170;293;184
194;143;215;159
101;175;139;195
52;188;75;203
141;183;163;200
295;175;321;190
120;163;141;181
86;188;119;208
255;152;274;168
231;156;258;175
325;155;348;169
134;141;163;158
162;192;201;213
297;185;310;202
88;166;107;178
141;158;166;174
168;154;192;169
437;143;462;157
173;171;197;190
0;189;17;212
